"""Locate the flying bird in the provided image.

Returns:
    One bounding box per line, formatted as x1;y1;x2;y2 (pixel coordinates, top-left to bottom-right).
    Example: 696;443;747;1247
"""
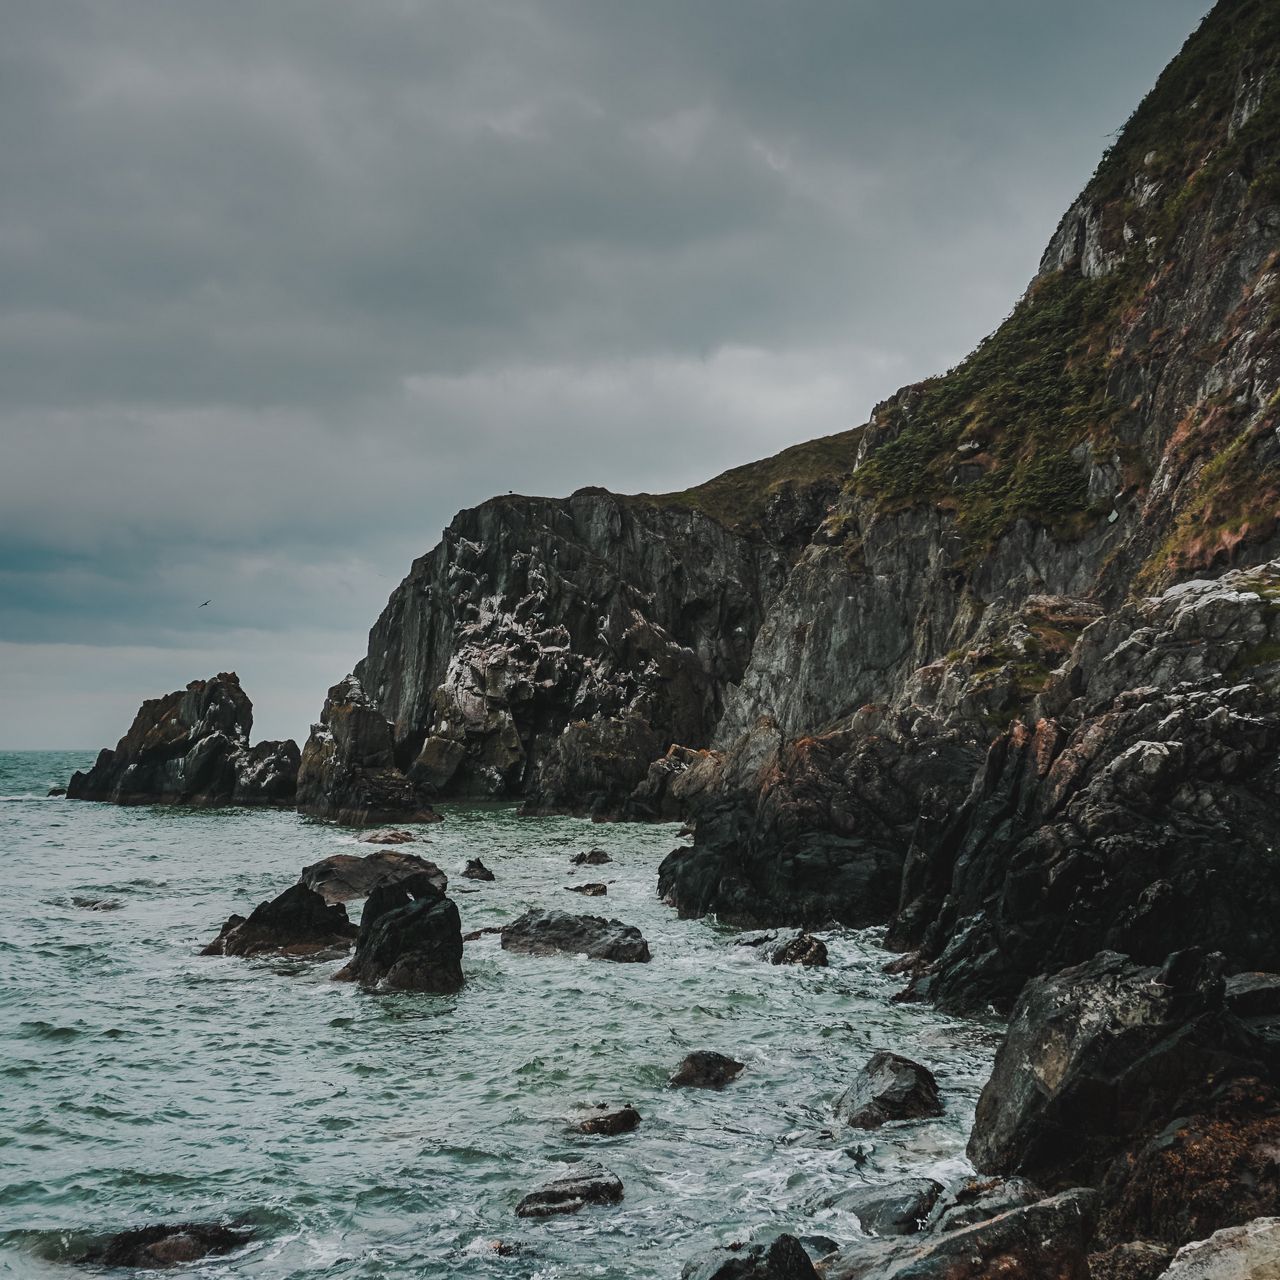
198;600;211;608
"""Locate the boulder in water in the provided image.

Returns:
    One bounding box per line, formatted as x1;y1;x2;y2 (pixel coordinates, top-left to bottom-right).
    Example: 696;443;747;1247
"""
333;871;463;993
670;1050;744;1089
681;1233;819;1279
462;858;496;881
571;1104;641;1136
202;884;355;957
358;828;420;845
299;849;446;903
514;1160;623;1217
565;882;607;896
768;932;828;967
76;1222;252;1269
833;1052;942;1129
823;1177;943;1236
500;910;650;962
571;848;612;866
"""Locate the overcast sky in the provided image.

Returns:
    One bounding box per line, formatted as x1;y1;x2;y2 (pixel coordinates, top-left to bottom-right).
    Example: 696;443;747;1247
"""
1;0;1211;750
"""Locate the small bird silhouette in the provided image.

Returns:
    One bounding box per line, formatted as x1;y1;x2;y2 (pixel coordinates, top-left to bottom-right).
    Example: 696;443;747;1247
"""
198;600;211;608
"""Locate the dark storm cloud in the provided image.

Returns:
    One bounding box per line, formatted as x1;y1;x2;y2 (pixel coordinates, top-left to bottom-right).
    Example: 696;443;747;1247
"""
0;0;1212;746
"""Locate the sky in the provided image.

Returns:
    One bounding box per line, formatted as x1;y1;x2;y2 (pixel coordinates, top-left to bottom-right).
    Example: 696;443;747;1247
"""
1;0;1213;750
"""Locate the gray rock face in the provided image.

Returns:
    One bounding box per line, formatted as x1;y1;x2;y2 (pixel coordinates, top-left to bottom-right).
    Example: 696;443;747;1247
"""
67;673;298;808
202;884;356;958
514;1160;623;1218
681;1234;818;1280
333;872;463;993
499;909;651;963
924;1176;1043;1233
299;849;447;903
833;1052;942;1129
1157;1217;1280;1279
818;1188;1098;1280
824;1178;943;1236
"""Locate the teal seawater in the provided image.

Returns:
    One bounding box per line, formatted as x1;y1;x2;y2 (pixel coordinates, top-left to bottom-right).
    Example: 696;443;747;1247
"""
0;750;998;1278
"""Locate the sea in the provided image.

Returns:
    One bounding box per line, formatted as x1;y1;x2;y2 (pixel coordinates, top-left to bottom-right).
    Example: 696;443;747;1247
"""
0;750;998;1278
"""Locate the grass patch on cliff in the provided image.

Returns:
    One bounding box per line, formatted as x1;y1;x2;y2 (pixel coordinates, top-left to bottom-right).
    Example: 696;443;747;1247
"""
852;269;1125;549
627;427;863;537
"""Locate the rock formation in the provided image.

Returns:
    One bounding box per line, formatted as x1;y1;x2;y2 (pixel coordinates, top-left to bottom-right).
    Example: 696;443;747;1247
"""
332;872;464;993
833;1052;942;1129
299;849;447;903
499;909;651;962
67;673;297;807
514;1160;623;1218
202;884;356;957
669;1050;744;1089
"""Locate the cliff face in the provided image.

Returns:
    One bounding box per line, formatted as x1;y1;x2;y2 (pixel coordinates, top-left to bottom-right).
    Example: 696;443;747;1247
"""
660;0;1280;1005
306;0;1280;1008
297;443;854;822
67;673;298;807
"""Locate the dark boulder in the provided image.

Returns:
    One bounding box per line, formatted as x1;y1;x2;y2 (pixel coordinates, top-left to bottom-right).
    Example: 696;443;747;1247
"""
967;950;1260;1190
202;884;355;957
514;1160;623;1217
824;1178;943;1236
833;1052;942;1129
670;1050;744;1089
500;910;650;963
571;849;612;866
681;1233;818;1279
66;673;298;808
571;1104;641;1136
924;1176;1043;1233
77;1222;252;1269
462;858;496;881
333;872;463;993
299;849;447;903
819;1188;1098;1280
566;882;607;896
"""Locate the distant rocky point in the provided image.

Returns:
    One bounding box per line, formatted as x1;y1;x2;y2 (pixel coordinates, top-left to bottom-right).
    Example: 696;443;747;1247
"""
66;672;298;807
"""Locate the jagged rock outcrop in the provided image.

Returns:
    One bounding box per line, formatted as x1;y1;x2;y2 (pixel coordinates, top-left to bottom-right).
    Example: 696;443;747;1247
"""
202;884;356;957
67;673;298;807
296;675;441;825
332;872;464;992
299;435;860;822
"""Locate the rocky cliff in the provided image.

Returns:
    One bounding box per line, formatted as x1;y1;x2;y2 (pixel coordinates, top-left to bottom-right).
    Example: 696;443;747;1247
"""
67;673;298;807
305;0;1280;1014
297;435;856;823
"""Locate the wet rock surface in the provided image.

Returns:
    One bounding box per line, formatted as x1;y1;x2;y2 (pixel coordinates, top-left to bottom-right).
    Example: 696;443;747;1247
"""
571;1104;640;1136
565;882;607;896
202;884;356;957
823;1178;943;1236
670;1050;744;1089
76;1222;252;1268
682;1233;819;1279
333;872;463;993
299;849;447;903
571;848;612;866
514;1160;623;1218
768;932;828;967
67;673;298;808
358;828;420;845
924;1176;1043;1233
499;909;651;962
462;858;495;881
833;1052;942;1129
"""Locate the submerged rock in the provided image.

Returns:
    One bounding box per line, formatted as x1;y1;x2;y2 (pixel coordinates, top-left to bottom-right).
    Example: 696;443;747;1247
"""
66;673;298;808
499;910;650;962
333;872;463;993
571;849;612;866
670;1050;744;1089
681;1233;819;1279
462;858;496;881
299;849;447;903
768;932;828;967
565;882;607;896
202;884;355;957
77;1222;252;1269
514;1160;623;1218
833;1052;942;1129
824;1178;943;1237
571;1104;641;1136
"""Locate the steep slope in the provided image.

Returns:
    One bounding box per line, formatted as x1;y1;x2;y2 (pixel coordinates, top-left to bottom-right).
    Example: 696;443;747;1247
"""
660;0;1280;1005
297;434;858;822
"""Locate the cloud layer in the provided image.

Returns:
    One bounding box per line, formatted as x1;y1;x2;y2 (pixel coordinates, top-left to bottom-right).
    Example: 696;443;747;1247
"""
0;0;1211;747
